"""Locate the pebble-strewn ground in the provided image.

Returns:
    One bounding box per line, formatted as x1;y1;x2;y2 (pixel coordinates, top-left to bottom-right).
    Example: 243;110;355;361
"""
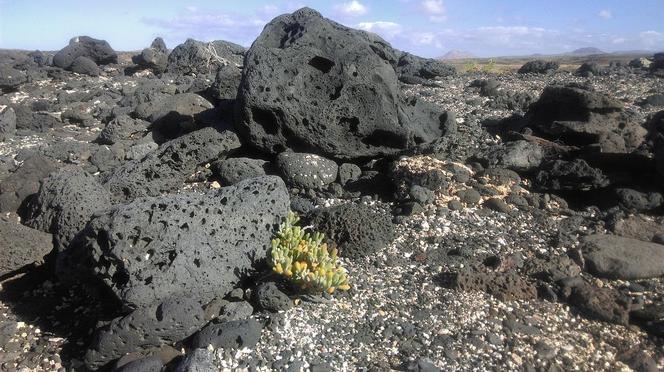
2;67;664;371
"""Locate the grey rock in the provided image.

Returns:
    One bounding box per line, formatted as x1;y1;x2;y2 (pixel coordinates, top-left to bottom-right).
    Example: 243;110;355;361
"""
409;185;434;205
134;38;169;72
217;301;254;323
0;219;53;277
254;282;292;312
69;56;100;76
97;115;149;145
638;94;664;107
518;60;559;74
24;167;112;251
235;7;455;160
53;35;117;68
211;65;242;100
457;189;481;205
309;202;395;259
0;65;27;92
125;138;158;160
103;128;240;202
483;198;510;213
575;62;604;77
444;269;537;301
191;319;262;349
483;140;544;172
447;199;463;211
276;152;338;189
61;176;289;308
0;155;57;213
616;188;663;211
174;349;216;372
535;159;609;191
115;356;163;372
395;52;455;83
167;38;245;76
526;84;646;153
565;281;630;325
134;93;214;138
582;234;664;280
0;106;16;141
84;295;206;370
338;163;361;186
211;157;268;186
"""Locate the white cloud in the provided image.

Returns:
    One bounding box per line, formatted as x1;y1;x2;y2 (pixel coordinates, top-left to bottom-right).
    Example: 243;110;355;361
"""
357;21;403;39
421;0;446;22
639;30;664;48
334;1;368;17
598;9;612;19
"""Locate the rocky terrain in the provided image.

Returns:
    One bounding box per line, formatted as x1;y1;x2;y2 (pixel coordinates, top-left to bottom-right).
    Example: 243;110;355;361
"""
1;6;664;372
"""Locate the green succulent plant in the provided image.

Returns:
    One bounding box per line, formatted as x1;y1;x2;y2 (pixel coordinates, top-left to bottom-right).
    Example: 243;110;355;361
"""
270;211;350;294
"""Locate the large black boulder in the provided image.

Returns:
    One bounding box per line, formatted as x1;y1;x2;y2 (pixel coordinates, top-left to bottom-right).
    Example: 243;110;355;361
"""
24;167;112;251
0;64;27;93
69;56;100;76
133;37;169;72
235;7;455;160
167;39;245;76
103;127;241;202
53;36;118;69
0;154;57;213
395;52;455;84
60;176;289;309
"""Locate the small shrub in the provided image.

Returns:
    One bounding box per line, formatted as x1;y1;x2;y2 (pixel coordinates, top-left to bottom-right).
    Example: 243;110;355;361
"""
270;211;350;294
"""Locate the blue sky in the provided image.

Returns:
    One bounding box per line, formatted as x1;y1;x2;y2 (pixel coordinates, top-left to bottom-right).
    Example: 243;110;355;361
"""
1;0;663;57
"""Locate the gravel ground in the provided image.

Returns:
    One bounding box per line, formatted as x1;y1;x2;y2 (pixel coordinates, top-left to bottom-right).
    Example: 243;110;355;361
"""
1;67;664;371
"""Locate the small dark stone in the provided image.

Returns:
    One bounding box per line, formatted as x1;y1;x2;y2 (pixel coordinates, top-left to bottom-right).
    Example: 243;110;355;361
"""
253;282;292;312
483;198;510;213
191;319;262;349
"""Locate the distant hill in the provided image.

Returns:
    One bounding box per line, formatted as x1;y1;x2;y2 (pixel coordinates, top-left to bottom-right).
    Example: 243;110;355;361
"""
569;47;606;55
440;50;475;60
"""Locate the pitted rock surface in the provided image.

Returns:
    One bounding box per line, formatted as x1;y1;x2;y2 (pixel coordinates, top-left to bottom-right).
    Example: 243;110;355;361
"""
103;127;241;202
24;166;112;251
235;7;454;160
60;176;289;308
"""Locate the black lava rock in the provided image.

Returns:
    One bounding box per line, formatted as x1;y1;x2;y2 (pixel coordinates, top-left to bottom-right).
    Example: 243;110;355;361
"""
190;319;262;349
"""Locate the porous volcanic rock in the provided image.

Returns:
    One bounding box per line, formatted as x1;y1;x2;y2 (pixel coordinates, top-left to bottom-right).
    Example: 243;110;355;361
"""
84;295;207;369
0;219;53;277
308;202;395;259
190;319;262;350
167;38;245;76
24;166;112;251
235;7;455;160
103;127;240;202
443;269;537;301
0;106;17;141
60;176;289;309
134;92;215;138
0;155;57;213
211;157;269;186
525;84;646;152
275;152;338;189
581;234;664;280
69;56;100;76
134;37;169;72
53;36;117;69
518;60;559;74
0;65;27;92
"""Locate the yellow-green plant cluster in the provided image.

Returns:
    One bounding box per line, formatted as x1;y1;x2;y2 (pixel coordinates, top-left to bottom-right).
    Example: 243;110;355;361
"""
270;211;350;294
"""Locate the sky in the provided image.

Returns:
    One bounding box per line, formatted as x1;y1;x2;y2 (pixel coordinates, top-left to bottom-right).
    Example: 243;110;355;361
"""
0;0;663;58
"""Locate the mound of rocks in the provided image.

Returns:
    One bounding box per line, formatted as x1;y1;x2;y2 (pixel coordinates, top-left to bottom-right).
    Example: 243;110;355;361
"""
53;36;117;70
651;53;664;77
61;176;289;309
235;7;455;160
518;60;559;74
167;39;245;76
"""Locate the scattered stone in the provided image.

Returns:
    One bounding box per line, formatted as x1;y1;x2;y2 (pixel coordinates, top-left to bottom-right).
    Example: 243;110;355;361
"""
518;60;559;74
0;106;17;141
53;35;117;68
276;152;338;189
443;269;537;301
338;163;361;186
309;202;395;259
483;198;510;213
211;157;269;186
581;234;664;279
253;282;293;312
167;39;245;76
0;219;53;277
69;56;100;76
